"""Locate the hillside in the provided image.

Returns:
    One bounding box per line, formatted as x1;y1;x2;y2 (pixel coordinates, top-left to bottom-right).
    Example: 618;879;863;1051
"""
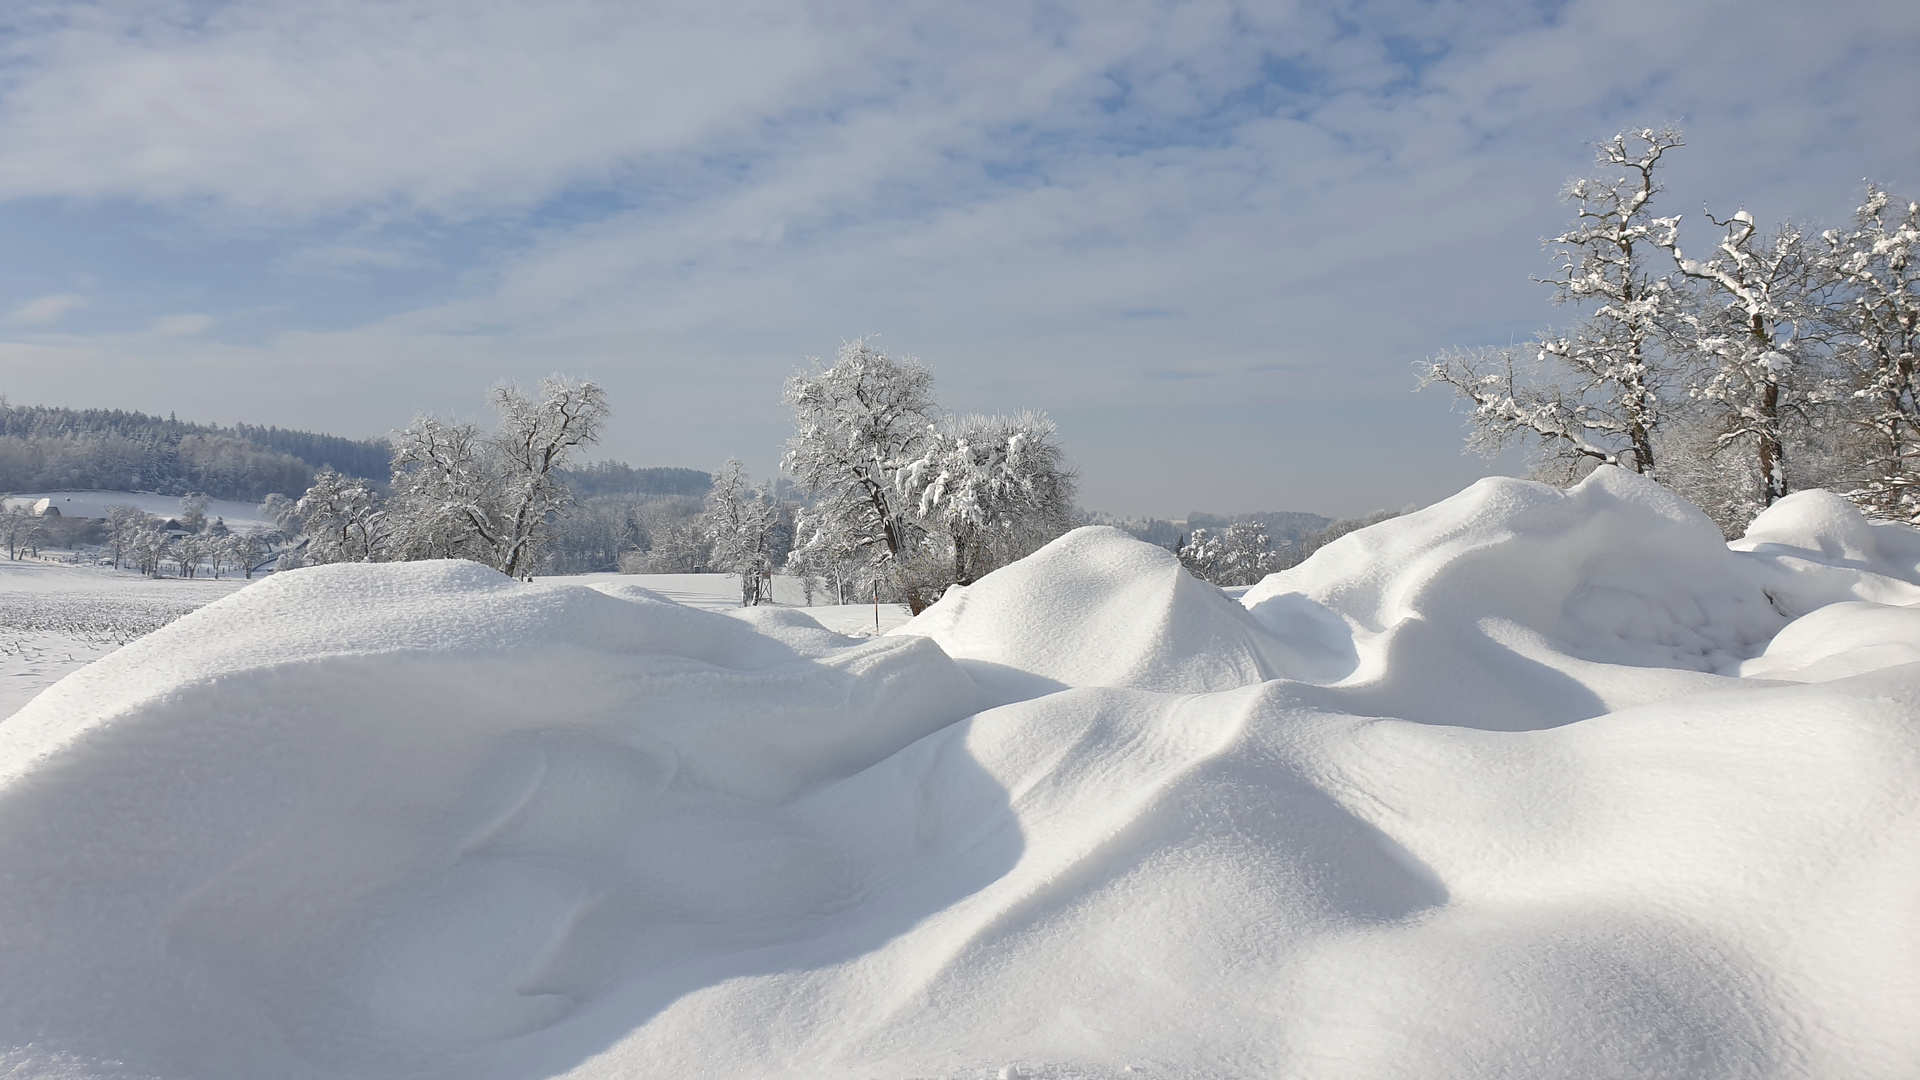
0;400;391;502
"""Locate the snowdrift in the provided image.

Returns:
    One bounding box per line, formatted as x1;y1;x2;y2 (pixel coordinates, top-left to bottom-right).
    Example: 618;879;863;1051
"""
2;468;1917;1079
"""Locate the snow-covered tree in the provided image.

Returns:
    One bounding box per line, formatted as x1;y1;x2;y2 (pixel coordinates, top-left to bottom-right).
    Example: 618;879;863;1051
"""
0;503;32;560
1653;206;1821;510
630;503;708;573
104;505;147;569
172;531;206;578
1178;521;1283;587
783;339;939;608
485;377;609;578
385;376;609;578
387;416;490;561
901;410;1077;585
1820;186;1920;519
177;493;208;533
1177;527;1226;583
700;458;782;606
785;507;871;605
297;468;388;563
231;530;267;578
1425;128;1685;479
118;514;169;577
544;495;647;574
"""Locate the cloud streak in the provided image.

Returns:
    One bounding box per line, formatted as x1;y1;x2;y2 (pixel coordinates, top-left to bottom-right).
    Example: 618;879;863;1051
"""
9;292;86;324
0;0;1915;515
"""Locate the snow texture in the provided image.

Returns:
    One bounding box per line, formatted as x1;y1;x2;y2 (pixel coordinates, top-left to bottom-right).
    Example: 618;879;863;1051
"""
0;559;248;719
1;467;1916;1079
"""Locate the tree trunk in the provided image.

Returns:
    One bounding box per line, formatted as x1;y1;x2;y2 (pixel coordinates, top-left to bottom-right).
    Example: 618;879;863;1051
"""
1758;379;1786;505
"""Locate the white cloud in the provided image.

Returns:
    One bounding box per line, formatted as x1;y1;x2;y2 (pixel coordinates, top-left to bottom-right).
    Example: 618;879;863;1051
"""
0;0;838;213
0;0;1915;516
9;293;87;324
148;313;216;337
279;243;417;277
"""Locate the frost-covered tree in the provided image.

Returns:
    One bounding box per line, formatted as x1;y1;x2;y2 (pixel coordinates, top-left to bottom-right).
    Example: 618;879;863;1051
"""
0;503;31;560
627;500;708;573
1178;521;1283;587
177;494;208;533
541;495;652;574
172;531;206;578
486;377;609;577
1176;527;1225;583
231;530;267;578
700;458;782;606
384;376;609;578
1652;207;1821;510
784;339;1080;609
297;468;388;563
118;514;169;577
104;505;147;569
387;417;489;561
783;339;939;608
1426;128;1685;479
901;410;1077;585
785;508;870;605
1820;186;1920;519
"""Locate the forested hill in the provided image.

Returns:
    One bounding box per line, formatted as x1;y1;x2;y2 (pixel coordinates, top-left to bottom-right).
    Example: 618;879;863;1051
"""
557;461;711;498
229;423;394;481
0;400;392;502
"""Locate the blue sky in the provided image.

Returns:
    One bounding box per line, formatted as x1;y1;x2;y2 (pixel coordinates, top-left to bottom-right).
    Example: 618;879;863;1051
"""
1;0;1916;517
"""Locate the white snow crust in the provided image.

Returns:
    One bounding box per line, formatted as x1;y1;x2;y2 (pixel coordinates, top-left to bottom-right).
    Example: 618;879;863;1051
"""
2;467;1917;1079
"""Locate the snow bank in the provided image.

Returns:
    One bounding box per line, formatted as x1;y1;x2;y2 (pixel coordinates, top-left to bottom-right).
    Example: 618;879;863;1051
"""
1;467;1916;1079
902;526;1346;701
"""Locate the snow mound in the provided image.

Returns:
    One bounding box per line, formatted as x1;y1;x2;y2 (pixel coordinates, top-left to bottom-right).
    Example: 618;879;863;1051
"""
2;472;1918;1079
902;526;1341;701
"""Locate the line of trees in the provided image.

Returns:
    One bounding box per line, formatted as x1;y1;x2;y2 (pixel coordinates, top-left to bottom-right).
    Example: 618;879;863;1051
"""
96;497;272;579
275;377;610;579
0;398;391;501
1173;508;1404;587
1426;127;1920;533
263;347;1077;608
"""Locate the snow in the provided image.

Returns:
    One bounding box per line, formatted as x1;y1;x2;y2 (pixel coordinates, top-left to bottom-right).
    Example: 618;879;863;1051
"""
554;571;912;637
0;558;249;719
1;467;1917;1078
0;567;907;722
1;490;276;528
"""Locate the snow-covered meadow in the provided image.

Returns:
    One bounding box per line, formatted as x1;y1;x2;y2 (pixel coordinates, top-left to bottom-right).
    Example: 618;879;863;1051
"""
0;563;909;721
2;468;1917;1079
1;491;275;530
0;559;250;718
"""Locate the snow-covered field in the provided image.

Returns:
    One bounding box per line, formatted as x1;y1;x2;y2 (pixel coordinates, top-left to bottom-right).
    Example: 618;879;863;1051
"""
2;490;275;529
0;559;250;719
2;468;1917;1079
0;565;906;721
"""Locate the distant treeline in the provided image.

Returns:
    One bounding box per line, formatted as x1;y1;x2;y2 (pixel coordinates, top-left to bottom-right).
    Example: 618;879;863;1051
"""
1;398;715;538
0;400;392;502
230;423;394;481
1185;510;1332;543
557;461;712;498
1096;509;1334;551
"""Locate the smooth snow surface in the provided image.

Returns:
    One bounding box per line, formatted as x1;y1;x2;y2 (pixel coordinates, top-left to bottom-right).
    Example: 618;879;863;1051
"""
3;468;1917;1079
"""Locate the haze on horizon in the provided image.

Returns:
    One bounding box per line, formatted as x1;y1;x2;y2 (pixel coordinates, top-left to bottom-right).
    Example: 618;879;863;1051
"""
0;0;1915;519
